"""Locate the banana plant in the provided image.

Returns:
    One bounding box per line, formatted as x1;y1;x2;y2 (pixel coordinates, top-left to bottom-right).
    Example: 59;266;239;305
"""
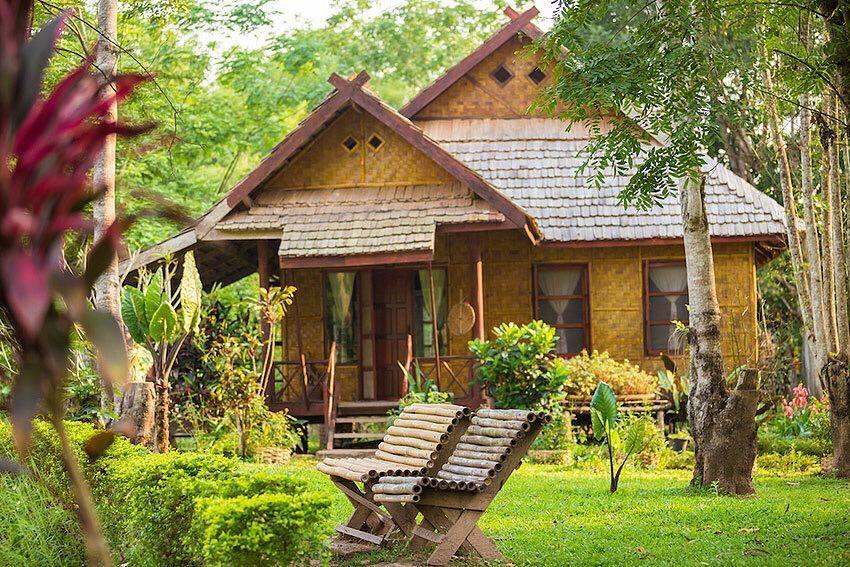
590;382;649;493
657;353;690;414
121;251;202;452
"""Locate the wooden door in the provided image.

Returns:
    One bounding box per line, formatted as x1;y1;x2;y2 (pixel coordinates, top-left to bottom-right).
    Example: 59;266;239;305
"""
373;270;413;400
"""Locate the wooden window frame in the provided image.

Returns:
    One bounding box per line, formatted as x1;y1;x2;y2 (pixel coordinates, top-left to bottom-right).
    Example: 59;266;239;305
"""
532;263;591;357
643;260;689;356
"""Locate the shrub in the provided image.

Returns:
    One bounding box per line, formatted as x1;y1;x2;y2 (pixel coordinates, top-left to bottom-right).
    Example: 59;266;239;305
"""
621;414;666;468
757;429;830;457
192;491;331;566
0;418;144;506
532;408;574;450
99;451;330;566
1;418;330;566
756;451;820;475
562;350;658;397
469;321;568;409
657;449;694;470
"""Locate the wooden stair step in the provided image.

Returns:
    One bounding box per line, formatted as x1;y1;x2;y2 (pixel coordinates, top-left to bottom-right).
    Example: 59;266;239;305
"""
332;432;385;439
335;416;390;424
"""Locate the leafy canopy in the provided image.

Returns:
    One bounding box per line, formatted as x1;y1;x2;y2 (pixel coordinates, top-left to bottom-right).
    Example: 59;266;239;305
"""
543;0;765;209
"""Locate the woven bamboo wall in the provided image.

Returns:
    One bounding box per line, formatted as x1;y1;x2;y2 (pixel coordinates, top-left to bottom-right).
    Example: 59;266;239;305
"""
415;35;560;120
278;233;760;403
267;107;452;190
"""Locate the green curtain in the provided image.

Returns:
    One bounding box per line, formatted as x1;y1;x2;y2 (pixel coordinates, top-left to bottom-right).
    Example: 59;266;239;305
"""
417;269;447;356
325;272;356;362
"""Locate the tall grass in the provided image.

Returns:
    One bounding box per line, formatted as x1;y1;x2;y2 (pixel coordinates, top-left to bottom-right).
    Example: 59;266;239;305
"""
0;474;84;566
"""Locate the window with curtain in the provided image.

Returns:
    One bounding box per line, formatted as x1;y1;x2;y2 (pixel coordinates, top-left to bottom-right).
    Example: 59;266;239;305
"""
645;262;689;354
534;265;589;355
414;269;448;357
324;272;358;363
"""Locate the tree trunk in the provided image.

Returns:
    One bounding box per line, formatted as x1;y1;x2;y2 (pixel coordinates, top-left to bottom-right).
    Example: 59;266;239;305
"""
800;101;829;371
824;357;850;477
827;103;849;352
116;381;154;445
682;173;758;495
153;370;170;453
93;0;123;420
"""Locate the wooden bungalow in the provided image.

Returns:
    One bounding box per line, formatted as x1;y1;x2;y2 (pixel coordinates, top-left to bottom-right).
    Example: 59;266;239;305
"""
123;6;785;436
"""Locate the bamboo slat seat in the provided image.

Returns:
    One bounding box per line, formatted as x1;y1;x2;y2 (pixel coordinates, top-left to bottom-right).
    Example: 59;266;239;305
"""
371;407;550;565
316;403;472;545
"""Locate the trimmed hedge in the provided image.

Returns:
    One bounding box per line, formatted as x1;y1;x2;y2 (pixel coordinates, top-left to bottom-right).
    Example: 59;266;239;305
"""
0;419;331;566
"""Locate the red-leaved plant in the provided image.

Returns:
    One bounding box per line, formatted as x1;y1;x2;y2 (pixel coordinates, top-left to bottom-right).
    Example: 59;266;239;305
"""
1;2;149;564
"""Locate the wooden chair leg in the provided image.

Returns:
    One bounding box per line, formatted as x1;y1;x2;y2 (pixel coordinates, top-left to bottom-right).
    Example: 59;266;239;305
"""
422;506;477;556
426;509;483;566
382;502;417;537
332;478;395;544
410;514;438;551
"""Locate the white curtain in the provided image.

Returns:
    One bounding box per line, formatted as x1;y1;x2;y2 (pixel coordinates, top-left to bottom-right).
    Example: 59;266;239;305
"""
649;265;687;321
538;268;582;323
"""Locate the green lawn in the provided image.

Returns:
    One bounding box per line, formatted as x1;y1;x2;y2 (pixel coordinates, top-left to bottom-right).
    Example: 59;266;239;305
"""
288;458;850;566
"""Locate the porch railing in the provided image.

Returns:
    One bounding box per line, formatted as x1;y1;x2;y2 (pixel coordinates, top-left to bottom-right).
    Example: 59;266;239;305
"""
269;357;330;407
413;354;478;401
268;353;480;412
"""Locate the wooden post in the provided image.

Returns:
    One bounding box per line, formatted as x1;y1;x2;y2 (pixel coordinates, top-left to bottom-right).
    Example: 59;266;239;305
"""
428;264;442;387
403;334;413;396
472;240;485;341
471;239;488;406
291;269;309;410
325;342;338;451
258;241;272;400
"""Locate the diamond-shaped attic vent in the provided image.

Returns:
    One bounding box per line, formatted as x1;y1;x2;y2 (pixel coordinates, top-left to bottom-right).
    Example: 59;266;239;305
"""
528;67;546;85
491;64;513;86
342;136;358;152
368;134;384;150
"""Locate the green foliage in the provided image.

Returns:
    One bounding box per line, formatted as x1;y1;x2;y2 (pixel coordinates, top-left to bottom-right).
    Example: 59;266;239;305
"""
100;452;330;566
589;383;655;492
124;253;202;348
563;350;659;396
392;361;454;417
0;473;85;566
200;286;298;458
656;367;689;413
757;429;831;457
0;418;329;565
192;491;330;566
590;382;617;441
532;409;574;450
756;451;821;475
469;321;568;409
657;448;695;470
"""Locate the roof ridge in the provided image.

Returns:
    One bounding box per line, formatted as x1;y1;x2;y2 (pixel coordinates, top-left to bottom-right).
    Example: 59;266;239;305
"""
399;6;540;118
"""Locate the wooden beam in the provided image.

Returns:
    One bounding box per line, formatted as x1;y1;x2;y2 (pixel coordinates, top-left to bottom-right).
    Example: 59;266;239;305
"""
280;251;434;269
539;234;786;249
436;220;514;234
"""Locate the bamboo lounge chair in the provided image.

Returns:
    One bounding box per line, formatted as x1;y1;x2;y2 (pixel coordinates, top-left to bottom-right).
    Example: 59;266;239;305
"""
316;403;472;545
369;408;550;565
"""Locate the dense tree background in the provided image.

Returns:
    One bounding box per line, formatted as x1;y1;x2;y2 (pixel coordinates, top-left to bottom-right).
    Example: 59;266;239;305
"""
31;0;803;384
34;0;512;247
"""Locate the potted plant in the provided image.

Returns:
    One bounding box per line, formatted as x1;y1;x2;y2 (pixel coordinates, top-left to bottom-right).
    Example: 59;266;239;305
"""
667;429;692;452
